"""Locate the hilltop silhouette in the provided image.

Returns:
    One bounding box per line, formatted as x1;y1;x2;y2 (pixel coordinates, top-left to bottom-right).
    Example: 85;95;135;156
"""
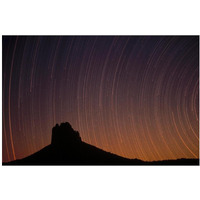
3;122;199;165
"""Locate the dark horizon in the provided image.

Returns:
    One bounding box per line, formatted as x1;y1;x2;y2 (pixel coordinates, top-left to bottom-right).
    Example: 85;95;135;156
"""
3;122;199;165
2;36;199;163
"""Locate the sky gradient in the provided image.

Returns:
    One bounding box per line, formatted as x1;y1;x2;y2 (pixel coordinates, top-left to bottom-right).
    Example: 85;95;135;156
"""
2;36;199;162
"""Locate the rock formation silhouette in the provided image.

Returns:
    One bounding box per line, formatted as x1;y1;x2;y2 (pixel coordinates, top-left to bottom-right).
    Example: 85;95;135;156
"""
51;122;81;147
3;122;199;165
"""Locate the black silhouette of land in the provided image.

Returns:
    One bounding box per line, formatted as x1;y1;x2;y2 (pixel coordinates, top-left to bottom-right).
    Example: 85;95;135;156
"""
3;122;199;165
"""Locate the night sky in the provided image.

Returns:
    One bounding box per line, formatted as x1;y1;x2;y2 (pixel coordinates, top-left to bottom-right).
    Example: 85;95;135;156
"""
2;36;199;162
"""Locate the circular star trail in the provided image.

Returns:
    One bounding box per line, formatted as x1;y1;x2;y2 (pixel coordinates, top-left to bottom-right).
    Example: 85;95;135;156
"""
2;36;199;162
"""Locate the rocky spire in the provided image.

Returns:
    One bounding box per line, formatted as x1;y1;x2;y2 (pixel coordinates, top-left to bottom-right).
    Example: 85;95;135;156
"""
51;122;81;147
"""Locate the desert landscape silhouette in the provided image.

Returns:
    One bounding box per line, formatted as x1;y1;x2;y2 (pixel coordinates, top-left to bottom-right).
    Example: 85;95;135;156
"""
3;36;199;165
3;122;199;165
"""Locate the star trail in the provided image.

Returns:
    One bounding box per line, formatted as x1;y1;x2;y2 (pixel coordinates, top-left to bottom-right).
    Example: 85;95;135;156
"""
2;36;199;162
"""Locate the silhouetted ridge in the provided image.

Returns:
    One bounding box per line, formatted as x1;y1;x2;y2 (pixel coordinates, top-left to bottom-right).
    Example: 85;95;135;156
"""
3;122;199;165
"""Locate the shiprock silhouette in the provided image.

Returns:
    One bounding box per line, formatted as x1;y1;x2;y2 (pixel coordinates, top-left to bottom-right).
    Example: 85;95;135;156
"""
51;122;81;147
3;122;199;165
